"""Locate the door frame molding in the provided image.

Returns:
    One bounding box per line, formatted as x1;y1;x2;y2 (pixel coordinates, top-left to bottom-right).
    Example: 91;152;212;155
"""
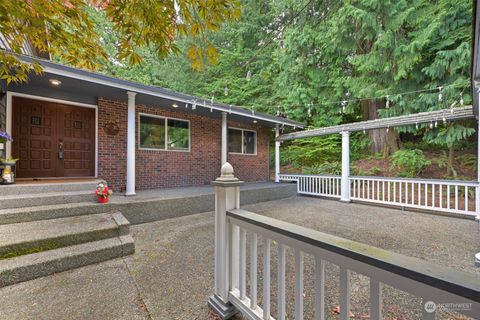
6;92;99;178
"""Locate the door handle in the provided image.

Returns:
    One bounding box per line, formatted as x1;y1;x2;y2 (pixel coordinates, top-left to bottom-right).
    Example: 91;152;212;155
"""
58;141;64;160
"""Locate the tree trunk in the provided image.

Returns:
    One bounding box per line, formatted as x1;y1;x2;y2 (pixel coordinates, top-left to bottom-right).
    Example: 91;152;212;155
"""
363;100;400;157
448;145;455;176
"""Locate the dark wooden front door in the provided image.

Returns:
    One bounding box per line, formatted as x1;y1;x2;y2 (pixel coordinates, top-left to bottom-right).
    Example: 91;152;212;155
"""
12;97;96;178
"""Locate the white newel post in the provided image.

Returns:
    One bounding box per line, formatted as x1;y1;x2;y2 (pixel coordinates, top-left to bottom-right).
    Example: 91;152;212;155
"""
221;112;228;165
208;162;243;319
125;91;136;196
341;131;351;202
275;124;281;183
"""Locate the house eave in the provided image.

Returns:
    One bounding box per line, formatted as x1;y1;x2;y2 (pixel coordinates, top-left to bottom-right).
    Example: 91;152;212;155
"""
17;55;304;129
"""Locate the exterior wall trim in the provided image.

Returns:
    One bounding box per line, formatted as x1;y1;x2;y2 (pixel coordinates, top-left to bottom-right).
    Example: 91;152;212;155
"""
6;91;99;178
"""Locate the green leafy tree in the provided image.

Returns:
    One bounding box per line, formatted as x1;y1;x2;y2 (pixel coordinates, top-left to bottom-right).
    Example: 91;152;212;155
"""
0;0;241;83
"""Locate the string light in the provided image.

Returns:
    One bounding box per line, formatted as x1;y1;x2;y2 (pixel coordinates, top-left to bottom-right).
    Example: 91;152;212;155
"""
276;105;280;116
251;106;255;115
363;127;366;134
460;92;464;106
386;126;389;133
246;70;252;82
386;95;390;109
307;104;312;117
443;116;447;125
434;119;438;128
415;122;418;130
224;85;229;96
430;121;433;129
438;86;443;102
211;96;214;104
341;100;347;112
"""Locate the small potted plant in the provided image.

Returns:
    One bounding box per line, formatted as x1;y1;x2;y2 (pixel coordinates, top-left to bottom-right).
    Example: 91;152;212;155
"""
95;180;113;203
0;130;12;159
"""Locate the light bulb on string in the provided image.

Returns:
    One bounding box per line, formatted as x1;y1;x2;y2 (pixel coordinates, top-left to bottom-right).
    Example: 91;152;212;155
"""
415;122;418;130
386;95;390;109
450;101;456;114
341;100;347;113
251;106;255;115
276;105;280;116
438;86;443;102
460;93;464;106
307;104;312;118
386;126;389;133
434;119;438;128
224;85;229;96
430;121;433;129
363;128;366;134
246;70;252;82
443;117;446;125
211;96;214;105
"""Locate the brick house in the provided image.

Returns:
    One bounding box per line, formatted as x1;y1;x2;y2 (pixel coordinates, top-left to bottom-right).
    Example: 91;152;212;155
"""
1;56;302;193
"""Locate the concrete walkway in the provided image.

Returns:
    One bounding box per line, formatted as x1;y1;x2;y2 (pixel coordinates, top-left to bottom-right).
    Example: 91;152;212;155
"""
0;196;478;319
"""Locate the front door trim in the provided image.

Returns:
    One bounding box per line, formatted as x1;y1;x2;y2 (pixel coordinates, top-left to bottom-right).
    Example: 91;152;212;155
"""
6;92;98;178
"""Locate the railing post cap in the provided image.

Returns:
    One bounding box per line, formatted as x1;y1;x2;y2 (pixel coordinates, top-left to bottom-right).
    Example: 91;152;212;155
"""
211;162;244;186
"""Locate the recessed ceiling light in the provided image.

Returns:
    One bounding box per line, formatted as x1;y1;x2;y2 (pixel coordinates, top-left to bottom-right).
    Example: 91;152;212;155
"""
172;103;179;108
49;79;61;86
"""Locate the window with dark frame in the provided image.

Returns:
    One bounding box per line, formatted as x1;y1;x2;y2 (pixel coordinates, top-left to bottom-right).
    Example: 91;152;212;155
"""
139;114;189;151
228;128;256;155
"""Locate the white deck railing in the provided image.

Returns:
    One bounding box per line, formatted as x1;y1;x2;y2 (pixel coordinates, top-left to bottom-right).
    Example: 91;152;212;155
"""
226;208;480;320
279;173;479;216
210;164;480;320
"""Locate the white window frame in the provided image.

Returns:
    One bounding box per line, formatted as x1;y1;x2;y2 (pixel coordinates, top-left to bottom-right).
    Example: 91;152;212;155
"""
138;112;191;152
228;127;257;156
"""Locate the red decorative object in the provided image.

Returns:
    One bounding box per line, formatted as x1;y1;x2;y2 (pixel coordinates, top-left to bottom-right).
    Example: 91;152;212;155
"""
95;180;113;204
97;196;109;203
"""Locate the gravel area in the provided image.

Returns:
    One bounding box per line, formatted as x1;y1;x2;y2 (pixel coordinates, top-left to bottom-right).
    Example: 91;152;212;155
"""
0;196;477;319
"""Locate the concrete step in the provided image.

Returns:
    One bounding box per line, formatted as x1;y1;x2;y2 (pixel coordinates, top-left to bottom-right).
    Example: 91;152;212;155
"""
0;212;129;258
0;202;111;225
0;181;99;196
0;234;134;287
0;190;95;209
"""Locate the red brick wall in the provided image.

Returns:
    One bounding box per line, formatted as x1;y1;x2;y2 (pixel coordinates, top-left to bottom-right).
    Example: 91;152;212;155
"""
97;98;270;191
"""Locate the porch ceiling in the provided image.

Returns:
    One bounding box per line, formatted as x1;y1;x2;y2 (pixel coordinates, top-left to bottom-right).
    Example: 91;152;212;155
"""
7;55;304;129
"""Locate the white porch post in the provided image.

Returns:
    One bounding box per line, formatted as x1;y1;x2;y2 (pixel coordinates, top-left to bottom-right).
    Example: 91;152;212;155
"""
221;112;228;165
275;124;281;183
125;91;136;196
340;131;351;202
208;162;243;319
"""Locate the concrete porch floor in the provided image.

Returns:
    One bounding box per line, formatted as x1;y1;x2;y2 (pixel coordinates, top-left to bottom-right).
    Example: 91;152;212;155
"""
0;196;478;319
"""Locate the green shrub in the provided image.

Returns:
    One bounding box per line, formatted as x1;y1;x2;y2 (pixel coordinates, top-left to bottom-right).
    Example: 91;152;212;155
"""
390;149;431;178
302;162;342;175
